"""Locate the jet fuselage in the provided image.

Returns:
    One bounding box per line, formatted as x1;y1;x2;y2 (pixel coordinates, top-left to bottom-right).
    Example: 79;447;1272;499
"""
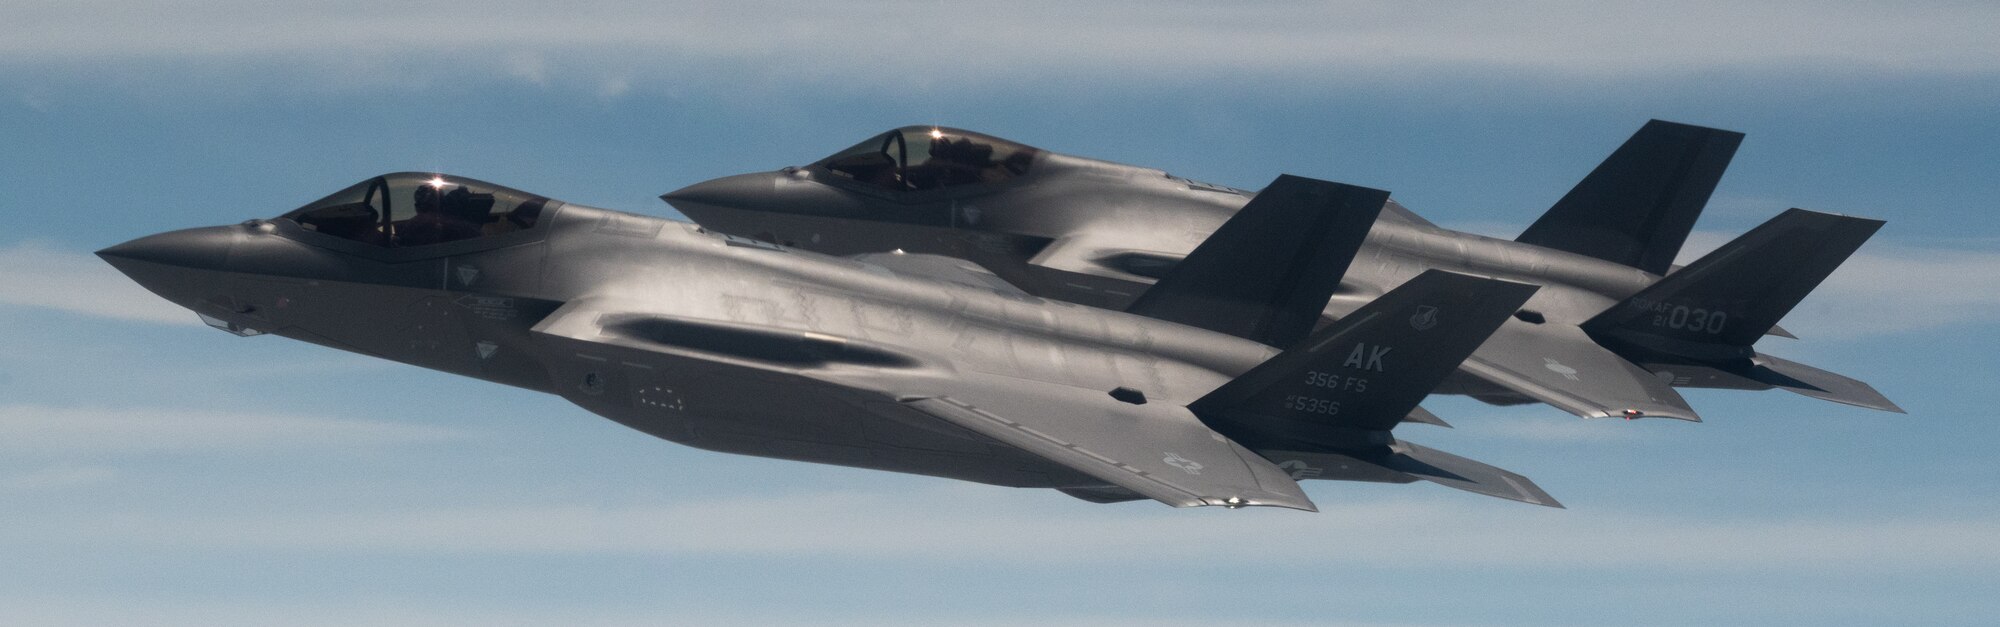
671;152;1657;405
663;124;1900;421
99;179;1454;499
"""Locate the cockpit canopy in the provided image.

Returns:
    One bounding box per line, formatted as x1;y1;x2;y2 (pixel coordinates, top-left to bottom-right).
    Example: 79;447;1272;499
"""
814;126;1039;193
282;173;551;247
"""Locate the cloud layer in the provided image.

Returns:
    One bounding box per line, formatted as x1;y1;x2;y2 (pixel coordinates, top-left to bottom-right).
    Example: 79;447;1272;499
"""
2;485;1992;574
0;405;466;453
6;1;2000;88
0;464;117;492
1796;245;2000;338
0;242;193;325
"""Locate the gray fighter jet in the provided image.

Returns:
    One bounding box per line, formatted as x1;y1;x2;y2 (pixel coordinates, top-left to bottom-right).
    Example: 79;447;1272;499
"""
100;172;1560;510
665;121;1901;422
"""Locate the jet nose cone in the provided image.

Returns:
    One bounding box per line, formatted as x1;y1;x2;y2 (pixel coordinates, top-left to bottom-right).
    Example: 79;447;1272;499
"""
98;226;238;310
662;172;781;215
97;227;235;272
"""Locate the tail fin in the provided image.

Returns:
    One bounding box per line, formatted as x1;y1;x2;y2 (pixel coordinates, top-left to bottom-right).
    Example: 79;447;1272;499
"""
1126;174;1385;348
1515;120;1743;275
1192;270;1538;449
1584;208;1884;359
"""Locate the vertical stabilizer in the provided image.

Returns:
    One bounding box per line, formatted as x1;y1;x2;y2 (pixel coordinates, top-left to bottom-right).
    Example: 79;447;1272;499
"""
1585;208;1883;357
1194;271;1556;506
1586;208;1899;414
1193;270;1537;447
1126;174;1385;348
1516;120;1743;275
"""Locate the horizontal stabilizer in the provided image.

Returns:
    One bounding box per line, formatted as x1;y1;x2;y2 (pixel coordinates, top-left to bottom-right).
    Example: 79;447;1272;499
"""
1586;208;1884;358
1640;354;1903;414
1266;442;1558;507
1127;174;1386;348
1517;120;1743;275
1750;353;1905;413
1403;406;1452;428
1372;441;1562;508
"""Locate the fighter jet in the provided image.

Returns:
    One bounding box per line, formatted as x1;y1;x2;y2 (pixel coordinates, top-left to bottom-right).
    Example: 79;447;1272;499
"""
665;121;1901;422
100;172;1559;510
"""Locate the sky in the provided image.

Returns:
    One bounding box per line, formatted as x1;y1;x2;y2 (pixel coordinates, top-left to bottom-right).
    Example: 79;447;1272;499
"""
3;2;1998;625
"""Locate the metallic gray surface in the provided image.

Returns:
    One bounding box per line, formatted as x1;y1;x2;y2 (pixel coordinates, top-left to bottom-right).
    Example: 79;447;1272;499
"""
666;123;1897;421
102;175;1557;511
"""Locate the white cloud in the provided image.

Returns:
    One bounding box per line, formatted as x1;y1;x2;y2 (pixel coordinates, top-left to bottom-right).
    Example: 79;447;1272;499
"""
0;464;117;492
12;485;1994;573
595;76;632;100
1784;245;2000;338
3;1;1998;89
0;405;466;453
0;596;1407;627
0;241;194;325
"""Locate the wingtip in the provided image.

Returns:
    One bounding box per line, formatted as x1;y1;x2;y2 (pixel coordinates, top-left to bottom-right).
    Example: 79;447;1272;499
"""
1582;408;1702;423
1403;406;1454;428
1195;495;1320;512
1866;391;1908;414
1512;480;1564;509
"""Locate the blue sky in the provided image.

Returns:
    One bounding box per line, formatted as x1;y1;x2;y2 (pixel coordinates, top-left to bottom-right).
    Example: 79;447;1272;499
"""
3;2;1998;624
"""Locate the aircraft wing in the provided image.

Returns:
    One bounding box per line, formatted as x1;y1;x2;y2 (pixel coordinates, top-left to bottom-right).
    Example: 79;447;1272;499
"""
534;300;1314;511
902;372;1318;511
1460;321;1701;421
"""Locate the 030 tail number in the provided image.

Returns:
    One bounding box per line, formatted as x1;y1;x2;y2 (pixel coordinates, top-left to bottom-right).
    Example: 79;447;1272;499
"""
1655;305;1727;334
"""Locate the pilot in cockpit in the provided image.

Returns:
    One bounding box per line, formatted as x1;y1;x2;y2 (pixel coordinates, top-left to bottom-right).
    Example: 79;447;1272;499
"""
397;183;486;246
925;136;993;188
286;173;549;249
